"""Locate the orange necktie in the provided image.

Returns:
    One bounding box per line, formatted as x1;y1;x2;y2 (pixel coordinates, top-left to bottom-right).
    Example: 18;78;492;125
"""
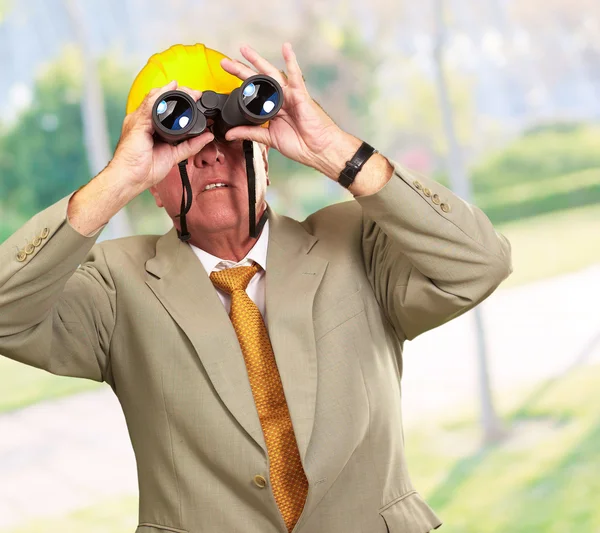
209;263;308;532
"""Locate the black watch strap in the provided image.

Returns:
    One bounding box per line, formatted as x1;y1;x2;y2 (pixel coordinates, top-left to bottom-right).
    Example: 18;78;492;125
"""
338;141;378;189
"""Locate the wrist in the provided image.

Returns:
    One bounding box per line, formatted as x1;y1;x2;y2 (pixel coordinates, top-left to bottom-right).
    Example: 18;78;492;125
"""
67;166;141;237
308;131;393;196
102;162;147;203
309;130;363;181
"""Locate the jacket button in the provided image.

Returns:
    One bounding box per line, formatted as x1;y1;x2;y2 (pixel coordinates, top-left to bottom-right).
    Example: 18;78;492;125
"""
25;243;35;255
253;474;267;488
41;227;50;239
413;180;423;190
422;187;432;197
33;236;42;247
432;194;441;205
440;203;451;213
16;251;27;262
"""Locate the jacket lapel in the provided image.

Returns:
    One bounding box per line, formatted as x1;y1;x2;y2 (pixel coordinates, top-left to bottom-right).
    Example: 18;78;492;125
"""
144;204;328;464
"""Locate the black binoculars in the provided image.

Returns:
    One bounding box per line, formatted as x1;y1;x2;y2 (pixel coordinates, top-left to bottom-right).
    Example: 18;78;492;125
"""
151;74;284;144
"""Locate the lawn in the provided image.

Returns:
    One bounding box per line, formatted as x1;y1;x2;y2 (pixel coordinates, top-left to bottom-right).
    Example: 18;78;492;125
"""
3;363;599;533
0;357;102;413
495;202;600;288
1;496;138;533
405;363;600;533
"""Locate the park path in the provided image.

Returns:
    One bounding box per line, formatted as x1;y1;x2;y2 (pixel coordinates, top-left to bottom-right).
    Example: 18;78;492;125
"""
0;263;599;530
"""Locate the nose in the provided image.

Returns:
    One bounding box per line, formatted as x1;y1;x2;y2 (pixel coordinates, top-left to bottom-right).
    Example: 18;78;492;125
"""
192;139;225;168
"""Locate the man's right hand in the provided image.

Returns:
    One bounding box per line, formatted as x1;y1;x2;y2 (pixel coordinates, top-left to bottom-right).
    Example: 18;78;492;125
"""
67;81;214;237
109;81;214;190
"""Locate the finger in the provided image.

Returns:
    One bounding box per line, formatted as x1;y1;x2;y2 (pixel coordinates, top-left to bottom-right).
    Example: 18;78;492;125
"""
282;42;306;90
220;57;257;81
177;85;202;102
225;124;271;145
278;69;289;86
239;45;287;87
173;131;215;161
140;80;178;114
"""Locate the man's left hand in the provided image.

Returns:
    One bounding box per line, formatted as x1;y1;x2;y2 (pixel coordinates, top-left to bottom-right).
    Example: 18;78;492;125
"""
220;43;347;172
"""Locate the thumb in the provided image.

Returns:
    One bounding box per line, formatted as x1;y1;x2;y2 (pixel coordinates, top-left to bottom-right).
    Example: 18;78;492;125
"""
225;125;270;145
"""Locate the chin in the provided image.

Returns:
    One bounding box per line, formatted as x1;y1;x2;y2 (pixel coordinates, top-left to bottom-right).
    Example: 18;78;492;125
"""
187;211;245;233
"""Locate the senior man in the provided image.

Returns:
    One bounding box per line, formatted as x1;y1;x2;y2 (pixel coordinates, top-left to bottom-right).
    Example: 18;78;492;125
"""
0;42;512;533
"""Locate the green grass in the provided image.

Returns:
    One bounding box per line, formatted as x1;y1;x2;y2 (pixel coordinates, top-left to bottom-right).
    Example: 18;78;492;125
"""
0;357;102;413
478;167;600;205
0;496;138;533
477;167;600;224
3;364;598;533
495;202;600;288
470;123;600;193
404;364;600;533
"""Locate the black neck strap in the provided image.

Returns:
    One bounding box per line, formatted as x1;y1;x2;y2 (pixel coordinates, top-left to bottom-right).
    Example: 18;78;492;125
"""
243;140;268;239
176;159;193;242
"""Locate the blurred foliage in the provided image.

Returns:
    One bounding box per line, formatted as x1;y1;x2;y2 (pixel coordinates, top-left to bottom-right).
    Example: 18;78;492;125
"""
498;202;600;288
471;123;600;194
0;0;11;22
0;495;138;533
0;48;130;230
407;364;600;533
451;122;600;223
0;357;101;414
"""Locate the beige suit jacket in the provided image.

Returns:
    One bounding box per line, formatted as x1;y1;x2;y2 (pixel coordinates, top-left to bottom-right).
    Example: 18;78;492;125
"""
0;160;512;533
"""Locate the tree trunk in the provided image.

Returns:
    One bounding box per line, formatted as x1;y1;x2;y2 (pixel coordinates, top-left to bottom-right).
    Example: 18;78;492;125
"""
432;0;505;446
64;0;133;240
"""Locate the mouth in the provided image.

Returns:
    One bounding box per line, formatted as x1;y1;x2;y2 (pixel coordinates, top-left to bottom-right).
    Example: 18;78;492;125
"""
202;183;231;193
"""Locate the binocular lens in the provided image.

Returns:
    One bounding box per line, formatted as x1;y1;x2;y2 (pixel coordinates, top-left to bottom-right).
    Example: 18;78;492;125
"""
156;95;193;131
242;81;280;117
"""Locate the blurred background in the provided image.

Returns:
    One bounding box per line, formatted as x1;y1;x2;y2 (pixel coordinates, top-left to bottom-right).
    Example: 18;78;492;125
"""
0;0;599;531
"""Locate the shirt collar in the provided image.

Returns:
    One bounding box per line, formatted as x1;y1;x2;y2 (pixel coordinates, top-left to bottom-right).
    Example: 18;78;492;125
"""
188;218;269;275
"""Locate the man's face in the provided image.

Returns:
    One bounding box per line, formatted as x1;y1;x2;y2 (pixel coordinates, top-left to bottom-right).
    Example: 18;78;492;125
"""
150;139;270;236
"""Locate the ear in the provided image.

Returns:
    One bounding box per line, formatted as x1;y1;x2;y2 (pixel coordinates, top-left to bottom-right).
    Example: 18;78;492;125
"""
261;145;270;185
149;186;164;208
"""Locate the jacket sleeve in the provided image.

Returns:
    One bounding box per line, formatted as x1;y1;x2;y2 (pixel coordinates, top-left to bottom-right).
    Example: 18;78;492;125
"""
0;193;116;386
354;158;513;342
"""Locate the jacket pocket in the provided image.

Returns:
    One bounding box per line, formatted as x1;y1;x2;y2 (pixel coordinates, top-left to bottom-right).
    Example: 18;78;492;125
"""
379;490;443;533
136;524;188;533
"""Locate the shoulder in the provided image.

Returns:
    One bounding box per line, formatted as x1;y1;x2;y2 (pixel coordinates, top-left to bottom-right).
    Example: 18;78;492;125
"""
86;234;161;272
299;199;364;259
301;199;363;238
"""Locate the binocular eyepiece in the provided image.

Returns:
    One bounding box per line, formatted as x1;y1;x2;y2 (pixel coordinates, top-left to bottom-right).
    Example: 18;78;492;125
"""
151;74;284;144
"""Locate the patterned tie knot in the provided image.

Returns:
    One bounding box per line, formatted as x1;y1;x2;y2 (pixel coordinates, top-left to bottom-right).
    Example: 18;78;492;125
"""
209;263;261;295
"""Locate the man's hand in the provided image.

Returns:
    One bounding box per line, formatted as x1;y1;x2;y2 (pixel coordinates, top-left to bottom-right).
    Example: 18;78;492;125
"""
67;81;216;236
221;42;394;195
220;43;347;171
109;81;215;191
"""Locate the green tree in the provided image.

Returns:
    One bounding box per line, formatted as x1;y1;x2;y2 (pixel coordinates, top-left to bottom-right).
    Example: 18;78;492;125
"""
0;48;130;241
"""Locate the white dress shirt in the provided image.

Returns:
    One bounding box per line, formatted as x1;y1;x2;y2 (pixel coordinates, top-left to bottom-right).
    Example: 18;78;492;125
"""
189;219;269;327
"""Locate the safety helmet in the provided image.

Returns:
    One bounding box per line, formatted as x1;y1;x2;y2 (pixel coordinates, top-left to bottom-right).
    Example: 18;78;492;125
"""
126;43;269;241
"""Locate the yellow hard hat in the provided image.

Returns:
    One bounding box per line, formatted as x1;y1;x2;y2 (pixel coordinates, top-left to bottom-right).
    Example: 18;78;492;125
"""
126;43;243;115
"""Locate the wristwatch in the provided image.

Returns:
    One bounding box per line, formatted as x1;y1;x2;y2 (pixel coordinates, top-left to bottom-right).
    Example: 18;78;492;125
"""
338;141;378;189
